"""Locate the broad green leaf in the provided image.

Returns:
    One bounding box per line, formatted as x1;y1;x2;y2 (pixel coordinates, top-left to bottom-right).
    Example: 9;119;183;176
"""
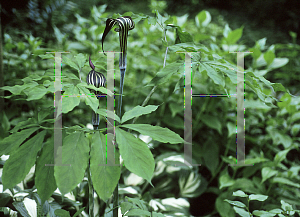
64;71;80;81
224;199;246;208
195;10;211;27
249;194;268;201
201;115;222;135
62;55;79;71
54;132;89;195
206;61;237;84
195;10;206;27
120;124;184;144
77;84;99;113
125;209;151;216
26;85;48;101
97;108;120;123
261;167;278;183
216;195;236;217
252;210;276;216
271;83;287;92
0;127;39;155
268;58;289;70
54;209;71;217
219;173;235;189
274;149;291;163
226;26;243;44
252;47;261;60
74;53;86;69
223;24;231;38
245;74;267;103
0;85;28;95
116;128;154;185
121;202;133;215
269;209;283;214
78;82;113;96
2;131;46;190
272;177;300;188
233;190;248;198
227;122;236;137
121;105;159;123
264;50;275;66
175;26;193;44
147;62;183;87
39;54;54;59
203;141;219;176
62;85;80;113
233;207;250;217
155;10;168;26
91;132;121;202
244;157;268;165
169;42;210;53
256;38;267;50
201;62;225;87
281;200;293;212
128;12;148;24
35;137;57;204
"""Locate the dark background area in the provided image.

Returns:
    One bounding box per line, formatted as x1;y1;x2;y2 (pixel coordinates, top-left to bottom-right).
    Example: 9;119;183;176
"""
2;0;300;45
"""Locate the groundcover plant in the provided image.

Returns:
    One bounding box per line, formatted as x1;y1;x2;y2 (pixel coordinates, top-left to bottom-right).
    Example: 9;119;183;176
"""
0;3;300;217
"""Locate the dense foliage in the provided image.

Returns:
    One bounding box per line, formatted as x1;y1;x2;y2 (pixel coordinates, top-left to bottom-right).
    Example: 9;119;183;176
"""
1;1;300;217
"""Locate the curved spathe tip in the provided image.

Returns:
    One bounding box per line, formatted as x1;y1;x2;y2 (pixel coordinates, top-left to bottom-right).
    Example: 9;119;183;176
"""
89;55;95;70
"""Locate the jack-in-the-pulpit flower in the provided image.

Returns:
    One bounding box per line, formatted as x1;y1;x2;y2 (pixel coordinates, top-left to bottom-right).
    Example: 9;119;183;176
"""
87;55;106;129
101;16;135;116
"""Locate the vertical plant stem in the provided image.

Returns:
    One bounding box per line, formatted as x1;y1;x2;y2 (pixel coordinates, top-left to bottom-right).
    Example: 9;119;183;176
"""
113;68;125;217
112;149;120;217
88;157;94;217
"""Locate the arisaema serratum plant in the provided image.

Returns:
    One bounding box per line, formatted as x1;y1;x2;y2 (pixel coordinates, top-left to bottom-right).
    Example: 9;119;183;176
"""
101;16;134;217
86;55;106;216
102;16;135;117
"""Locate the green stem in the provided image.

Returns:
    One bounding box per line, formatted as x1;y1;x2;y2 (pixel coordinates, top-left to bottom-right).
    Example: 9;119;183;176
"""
113;149;120;217
88;155;94;217
112;69;125;217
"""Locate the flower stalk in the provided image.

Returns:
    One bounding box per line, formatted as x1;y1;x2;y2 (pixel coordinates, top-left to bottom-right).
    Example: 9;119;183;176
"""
102;16;135;117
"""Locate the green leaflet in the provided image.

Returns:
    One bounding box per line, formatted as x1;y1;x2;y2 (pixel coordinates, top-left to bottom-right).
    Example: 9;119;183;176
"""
2;131;46;190
121;105;159;123
90;132;120;202
0;127;39;155
120;124;184;144
54;132;89;195
35;137;57;204
116;128;154;185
